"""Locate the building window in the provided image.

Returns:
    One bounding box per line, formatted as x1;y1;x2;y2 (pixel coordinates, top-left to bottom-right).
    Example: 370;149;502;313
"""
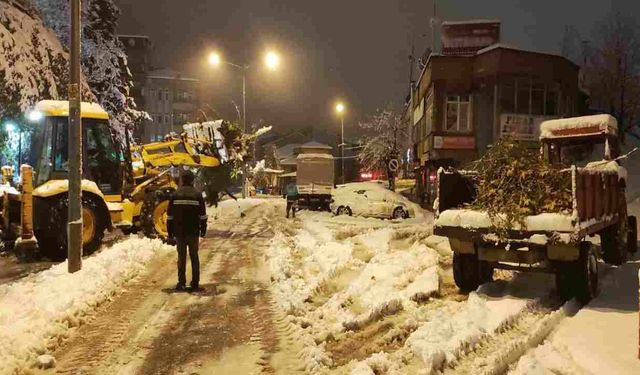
165;115;170;124
500;79;515;113
545;85;559;116
516;79;530;114
531;82;545;115
445;95;471;132
423;91;433;139
165;91;170;101
158;91;163;101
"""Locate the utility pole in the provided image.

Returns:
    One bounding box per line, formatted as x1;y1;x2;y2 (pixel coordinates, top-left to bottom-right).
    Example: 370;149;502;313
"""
341;117;345;184
241;69;247;198
68;0;82;273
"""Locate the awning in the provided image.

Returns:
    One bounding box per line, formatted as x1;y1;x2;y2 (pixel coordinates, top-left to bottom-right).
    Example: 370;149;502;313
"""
280;172;296;178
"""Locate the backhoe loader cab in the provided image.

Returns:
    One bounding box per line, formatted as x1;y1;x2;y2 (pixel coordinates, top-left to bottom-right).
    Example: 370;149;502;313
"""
0;100;133;259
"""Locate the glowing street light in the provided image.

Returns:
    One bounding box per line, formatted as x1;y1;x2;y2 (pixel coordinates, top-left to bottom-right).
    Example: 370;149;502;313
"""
335;102;347;184
207;48;282;197
208;52;221;66
27;110;43;122
265;51;280;70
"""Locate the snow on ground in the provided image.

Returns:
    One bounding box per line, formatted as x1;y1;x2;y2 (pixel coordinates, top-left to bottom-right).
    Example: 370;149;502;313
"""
264;205;543;374
510;259;640;375
207;197;266;224
0;237;173;373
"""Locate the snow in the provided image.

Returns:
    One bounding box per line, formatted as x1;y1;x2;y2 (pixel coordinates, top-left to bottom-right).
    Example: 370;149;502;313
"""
0;237;173;372
407;292;530;372
297;153;334;160
265;209;437;371
331;182;429;220
442;19;501;25
582;160;628;181
207;197;264;222
34;100;109;119
540;114;618;139
511;259;640;375
436;209;575;232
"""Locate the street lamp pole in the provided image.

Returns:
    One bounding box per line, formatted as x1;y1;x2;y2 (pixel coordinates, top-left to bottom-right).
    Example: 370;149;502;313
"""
68;0;82;273
341;117;345;184
241;69;247;198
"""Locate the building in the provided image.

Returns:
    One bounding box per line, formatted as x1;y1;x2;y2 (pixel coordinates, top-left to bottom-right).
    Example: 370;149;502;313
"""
143;69;201;142
411;20;582;206
118;35;152;140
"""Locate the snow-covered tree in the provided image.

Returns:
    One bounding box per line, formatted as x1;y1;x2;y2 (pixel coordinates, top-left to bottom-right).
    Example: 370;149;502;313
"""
0;2;94;164
357;107;409;191
32;0;145;139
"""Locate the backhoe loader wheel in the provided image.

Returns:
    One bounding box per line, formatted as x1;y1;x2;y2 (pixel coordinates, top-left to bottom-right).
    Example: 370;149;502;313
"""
38;196;107;260
141;189;174;241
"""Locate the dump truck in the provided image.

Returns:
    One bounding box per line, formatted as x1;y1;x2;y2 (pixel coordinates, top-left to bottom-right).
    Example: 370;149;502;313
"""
434;114;637;303
0;100;229;259
296;152;335;211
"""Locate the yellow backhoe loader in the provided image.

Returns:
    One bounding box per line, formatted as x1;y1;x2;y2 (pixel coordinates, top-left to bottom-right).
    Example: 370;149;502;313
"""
0;100;229;260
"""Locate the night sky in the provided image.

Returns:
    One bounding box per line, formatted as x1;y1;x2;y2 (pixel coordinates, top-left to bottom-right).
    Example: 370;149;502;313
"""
115;0;639;142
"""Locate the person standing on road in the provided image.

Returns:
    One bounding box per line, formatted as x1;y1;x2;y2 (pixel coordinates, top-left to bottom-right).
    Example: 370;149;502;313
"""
284;181;298;218
167;170;208;292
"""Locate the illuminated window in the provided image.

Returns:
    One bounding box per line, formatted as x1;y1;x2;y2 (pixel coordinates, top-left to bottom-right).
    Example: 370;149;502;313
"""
445;95;471;132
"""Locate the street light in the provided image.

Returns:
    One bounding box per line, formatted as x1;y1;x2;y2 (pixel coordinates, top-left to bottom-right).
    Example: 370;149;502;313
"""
335;102;346;184
265;51;280;71
208;49;281;197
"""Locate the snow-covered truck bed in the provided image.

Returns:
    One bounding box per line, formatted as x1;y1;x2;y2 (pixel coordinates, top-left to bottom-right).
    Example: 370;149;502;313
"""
434;115;637;303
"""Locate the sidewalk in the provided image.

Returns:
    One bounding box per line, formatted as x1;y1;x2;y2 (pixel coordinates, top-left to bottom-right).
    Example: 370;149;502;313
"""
513;257;640;374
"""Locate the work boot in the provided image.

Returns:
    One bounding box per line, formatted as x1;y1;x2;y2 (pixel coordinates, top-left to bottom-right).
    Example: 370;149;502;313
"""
189;283;204;293
175;283;186;291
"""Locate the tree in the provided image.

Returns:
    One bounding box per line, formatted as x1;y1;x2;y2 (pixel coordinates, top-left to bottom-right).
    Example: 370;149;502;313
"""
583;12;640;141
32;0;145;140
357;107;409;191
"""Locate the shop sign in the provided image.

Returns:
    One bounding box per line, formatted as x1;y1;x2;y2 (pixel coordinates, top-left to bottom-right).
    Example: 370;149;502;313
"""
500;114;555;141
433;136;476;150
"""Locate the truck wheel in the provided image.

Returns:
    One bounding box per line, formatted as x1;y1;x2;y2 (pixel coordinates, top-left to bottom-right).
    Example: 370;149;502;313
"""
453;252;481;292
556;243;599;304
38;196;107;260
141;189;174;240
628;216;637;254
600;221;628;265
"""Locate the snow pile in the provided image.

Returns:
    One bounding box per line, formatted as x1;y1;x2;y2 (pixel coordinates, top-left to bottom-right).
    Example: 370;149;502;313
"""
0;237;173;372
343;242;439;320
510;342;586;375
207;197;265;222
436;209;574;232
540;114;617;139
407;293;530;373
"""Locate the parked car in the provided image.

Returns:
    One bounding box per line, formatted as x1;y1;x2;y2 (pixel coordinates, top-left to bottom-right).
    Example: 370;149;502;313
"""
330;182;414;219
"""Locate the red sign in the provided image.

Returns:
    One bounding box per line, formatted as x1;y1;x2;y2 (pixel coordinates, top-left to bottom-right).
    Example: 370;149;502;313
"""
441;20;501;56
433;136;475;150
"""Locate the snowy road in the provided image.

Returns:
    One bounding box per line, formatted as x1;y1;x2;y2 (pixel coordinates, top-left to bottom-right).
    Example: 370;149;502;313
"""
36;200;304;374
3;197;637;374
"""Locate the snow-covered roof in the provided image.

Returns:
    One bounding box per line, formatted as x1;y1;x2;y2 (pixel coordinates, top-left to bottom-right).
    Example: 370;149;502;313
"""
476;43;566;59
280;172;296;177
539;114;618;140
297;153;334;160
299;141;332;150
34;100;109;120
441;19;501;26
117;34;150;39
148;68;198;82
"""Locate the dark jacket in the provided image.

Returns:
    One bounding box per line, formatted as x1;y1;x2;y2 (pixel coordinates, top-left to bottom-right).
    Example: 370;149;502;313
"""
284;183;298;201
167;186;207;238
